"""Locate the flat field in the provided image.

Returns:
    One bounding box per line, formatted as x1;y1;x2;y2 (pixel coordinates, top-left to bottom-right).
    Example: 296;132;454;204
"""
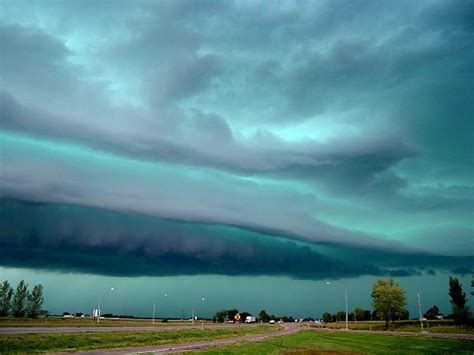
0;325;278;353
323;320;474;334
198;329;474;354
0;316;198;327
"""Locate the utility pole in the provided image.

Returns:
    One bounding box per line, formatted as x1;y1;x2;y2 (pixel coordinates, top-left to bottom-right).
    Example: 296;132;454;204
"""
345;288;349;330
417;292;424;332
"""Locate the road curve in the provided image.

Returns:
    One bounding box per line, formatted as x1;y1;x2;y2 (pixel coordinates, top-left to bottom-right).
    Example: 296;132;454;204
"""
74;323;302;354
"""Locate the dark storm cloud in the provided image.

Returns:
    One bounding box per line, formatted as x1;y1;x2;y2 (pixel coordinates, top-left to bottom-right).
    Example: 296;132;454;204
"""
451;267;472;276
1;199;471;278
0;198;381;278
0;0;473;275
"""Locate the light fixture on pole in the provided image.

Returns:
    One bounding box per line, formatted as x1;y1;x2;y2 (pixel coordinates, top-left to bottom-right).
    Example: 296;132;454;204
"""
325;281;348;330
344;288;348;331
153;292;168;325
417;292;424;332
97;287;114;324
201;297;205;330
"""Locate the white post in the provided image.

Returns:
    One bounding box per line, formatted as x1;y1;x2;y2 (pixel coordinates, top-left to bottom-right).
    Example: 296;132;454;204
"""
97;298;101;324
417;292;424;332
97;287;114;325
153;302;155;325
345;288;348;330
201;297;205;330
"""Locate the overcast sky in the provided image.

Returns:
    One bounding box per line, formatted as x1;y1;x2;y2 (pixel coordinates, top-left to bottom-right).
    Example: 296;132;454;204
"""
0;0;472;316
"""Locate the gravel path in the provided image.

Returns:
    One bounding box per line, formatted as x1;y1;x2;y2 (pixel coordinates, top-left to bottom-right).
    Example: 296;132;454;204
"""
73;323;301;354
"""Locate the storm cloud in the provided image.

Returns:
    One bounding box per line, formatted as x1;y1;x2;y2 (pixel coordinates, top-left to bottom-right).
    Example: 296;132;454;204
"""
0;0;472;278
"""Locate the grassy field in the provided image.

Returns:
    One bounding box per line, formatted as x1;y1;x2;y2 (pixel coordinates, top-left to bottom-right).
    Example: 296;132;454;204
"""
0;316;206;327
323;320;474;334
197;329;474;354
0;324;278;353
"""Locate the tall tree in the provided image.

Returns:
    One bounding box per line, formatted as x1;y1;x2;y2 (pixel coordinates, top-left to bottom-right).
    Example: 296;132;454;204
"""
258;309;270;323
336;311;346;322
353;308;364;322
212;310;225;323
371;278;407;330
27;284;43;318
322;312;332;323
471;273;473;297
12;280;28;318
449;276;470;323
224;309;239;321
424;305;440;320
0;281;13;317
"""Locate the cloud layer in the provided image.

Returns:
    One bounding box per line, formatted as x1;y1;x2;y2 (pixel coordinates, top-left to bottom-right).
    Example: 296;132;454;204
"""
0;0;472;277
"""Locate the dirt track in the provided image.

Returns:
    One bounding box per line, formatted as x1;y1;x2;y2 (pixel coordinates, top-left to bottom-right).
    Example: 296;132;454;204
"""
74;323;301;354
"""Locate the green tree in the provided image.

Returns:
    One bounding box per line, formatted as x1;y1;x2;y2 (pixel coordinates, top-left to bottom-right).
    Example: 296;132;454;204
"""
336;311;346;322
371;278;407;330
239;311;252;322
354;308;364;322
212;310;226;323
27;284;43;318
258;309;270;323
424;305;440;320
0;280;14;317
449;276;470;324
12;280;29;318
363;310;372;320
471;273;473;297
322;312;332;323
224;309;239;321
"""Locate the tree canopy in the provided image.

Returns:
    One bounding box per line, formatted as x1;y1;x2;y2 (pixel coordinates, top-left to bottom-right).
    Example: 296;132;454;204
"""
27;284;44;318
449;276;470;323
0;281;13;317
12;280;29;318
371;278;407;329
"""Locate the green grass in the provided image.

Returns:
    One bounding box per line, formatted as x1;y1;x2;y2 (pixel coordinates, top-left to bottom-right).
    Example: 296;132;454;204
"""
197;330;474;354
323;320;474;334
0;316;202;327
0;325;278;353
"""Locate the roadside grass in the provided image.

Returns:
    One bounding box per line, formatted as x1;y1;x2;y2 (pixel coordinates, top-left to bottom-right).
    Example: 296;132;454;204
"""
323;320;474;334
197;329;474;354
396;324;474;334
0;316;203;327
0;325;278;353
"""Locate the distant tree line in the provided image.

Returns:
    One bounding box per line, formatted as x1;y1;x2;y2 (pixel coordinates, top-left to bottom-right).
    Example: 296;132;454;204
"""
0;280;44;318
212;308;294;323
321;276;472;329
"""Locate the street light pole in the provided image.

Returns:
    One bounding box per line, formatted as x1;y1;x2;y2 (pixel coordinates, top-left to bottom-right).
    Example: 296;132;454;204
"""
417;292;424;332
153;292;167;325
201;297;205;330
97;287;114;324
325;281;348;330
345;288;349;331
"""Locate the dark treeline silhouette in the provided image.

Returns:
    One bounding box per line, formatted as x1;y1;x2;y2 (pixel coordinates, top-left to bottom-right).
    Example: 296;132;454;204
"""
0;280;44;318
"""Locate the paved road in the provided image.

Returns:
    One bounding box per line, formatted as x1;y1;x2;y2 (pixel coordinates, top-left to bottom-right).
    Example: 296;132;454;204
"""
74;323;301;354
0;323;245;334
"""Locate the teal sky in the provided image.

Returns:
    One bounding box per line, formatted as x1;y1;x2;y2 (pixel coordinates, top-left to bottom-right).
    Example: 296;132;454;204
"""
1;267;472;319
0;0;472;317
